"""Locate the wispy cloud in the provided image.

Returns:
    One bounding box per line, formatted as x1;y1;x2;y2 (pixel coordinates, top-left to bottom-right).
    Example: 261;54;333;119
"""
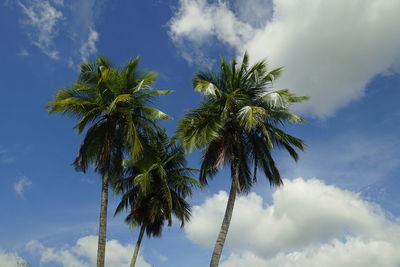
19;0;63;59
79;28;99;61
14;176;32;197
17;0;102;65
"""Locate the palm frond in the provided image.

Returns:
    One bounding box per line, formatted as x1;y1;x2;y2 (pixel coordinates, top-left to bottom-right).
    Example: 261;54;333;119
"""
176;52;308;194
114;133;197;238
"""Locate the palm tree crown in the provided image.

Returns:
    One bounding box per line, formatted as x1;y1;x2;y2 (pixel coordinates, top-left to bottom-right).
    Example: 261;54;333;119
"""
115;132;199;267
47;57;171;267
177;52;308;191
176;52;308;267
48;57;171;176
116;132;198;233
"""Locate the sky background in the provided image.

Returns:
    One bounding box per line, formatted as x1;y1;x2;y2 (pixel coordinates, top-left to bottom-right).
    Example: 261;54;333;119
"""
1;0;400;266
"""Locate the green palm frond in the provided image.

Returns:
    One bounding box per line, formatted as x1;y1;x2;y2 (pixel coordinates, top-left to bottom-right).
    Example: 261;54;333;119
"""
139;90;174;98
47;56;171;178
261;89;309;107
176;52;308;191
176;104;223;152
237;106;266;130
193;79;220;96
121;57;140;85
264;67;284;83
134;173;152;196
107;94;132;113
115;132;197;238
142;106;171;120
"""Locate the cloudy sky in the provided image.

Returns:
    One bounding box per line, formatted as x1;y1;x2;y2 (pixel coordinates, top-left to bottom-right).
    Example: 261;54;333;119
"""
1;0;400;266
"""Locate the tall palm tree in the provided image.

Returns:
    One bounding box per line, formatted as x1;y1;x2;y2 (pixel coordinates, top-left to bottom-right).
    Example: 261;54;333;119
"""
176;53;308;267
47;57;171;267
114;132;199;267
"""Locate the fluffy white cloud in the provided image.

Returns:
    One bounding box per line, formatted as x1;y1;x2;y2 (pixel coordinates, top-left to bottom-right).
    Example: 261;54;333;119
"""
27;235;151;267
169;0;253;47
169;0;254;64
14;176;32;197
169;0;400;117
221;239;400;267
185;178;400;266
0;250;28;267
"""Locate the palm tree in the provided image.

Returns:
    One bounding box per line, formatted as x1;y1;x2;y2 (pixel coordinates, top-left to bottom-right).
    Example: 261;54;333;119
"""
176;53;308;267
47;57;171;267
114;132;199;267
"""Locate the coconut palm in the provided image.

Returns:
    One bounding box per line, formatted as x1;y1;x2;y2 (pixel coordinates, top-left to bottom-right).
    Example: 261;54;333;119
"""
114;132;198;267
176;53;308;267
47;57;171;267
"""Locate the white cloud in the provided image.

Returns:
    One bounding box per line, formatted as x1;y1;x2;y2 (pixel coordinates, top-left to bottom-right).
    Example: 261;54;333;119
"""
185;178;400;266
19;0;63;59
17;0;100;64
80;28;99;61
27;235;151;267
67;0;101;63
170;0;253;47
0;250;28;267
169;0;254;64
14;176;32;197
169;0;400;118
221;239;400;267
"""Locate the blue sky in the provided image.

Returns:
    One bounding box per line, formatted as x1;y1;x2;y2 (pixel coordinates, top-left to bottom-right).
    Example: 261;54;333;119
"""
1;0;400;266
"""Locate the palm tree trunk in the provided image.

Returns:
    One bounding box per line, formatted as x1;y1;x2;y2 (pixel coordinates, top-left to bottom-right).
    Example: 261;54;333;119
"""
209;158;239;267
96;173;109;267
130;225;146;267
